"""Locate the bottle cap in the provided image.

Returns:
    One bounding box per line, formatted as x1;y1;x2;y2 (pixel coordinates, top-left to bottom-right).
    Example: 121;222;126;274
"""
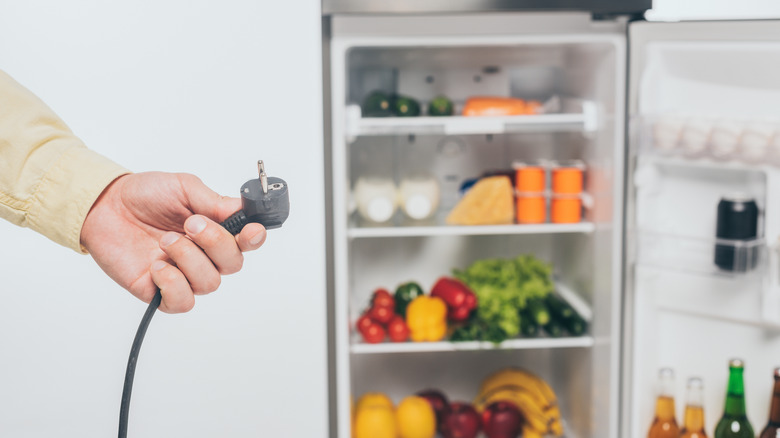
687;377;703;389
729;358;745;369
774;367;780;378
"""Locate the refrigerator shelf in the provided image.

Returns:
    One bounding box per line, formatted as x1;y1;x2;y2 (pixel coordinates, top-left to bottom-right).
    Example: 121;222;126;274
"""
345;103;597;141
348;222;596;238
350;336;594;354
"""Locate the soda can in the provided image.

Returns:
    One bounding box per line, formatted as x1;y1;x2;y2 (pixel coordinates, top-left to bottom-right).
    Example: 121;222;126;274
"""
714;195;759;272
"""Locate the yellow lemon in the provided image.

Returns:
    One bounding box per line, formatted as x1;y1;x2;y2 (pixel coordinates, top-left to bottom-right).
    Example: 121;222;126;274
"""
354;405;397;438
396;396;436;438
356;392;394;411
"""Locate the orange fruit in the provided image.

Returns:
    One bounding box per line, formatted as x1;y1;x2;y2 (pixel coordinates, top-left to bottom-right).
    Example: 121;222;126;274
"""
396;396;436;438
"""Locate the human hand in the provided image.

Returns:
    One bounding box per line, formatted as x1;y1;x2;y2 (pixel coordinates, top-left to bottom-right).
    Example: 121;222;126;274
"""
80;172;266;313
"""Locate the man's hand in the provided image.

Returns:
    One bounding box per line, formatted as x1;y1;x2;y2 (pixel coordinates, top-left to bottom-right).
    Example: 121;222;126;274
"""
80;172;266;313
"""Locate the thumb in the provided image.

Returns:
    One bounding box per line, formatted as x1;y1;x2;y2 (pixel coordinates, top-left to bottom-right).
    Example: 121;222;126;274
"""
179;174;242;223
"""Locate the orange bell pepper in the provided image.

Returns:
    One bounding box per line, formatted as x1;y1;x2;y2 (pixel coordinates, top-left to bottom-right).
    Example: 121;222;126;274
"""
405;296;448;342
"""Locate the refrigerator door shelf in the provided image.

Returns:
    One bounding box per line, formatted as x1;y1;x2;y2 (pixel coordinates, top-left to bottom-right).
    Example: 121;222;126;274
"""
350;335;595;354
634;115;780;166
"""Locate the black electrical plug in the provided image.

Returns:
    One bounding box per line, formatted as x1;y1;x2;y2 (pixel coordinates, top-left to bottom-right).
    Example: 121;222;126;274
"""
118;160;289;438
221;160;290;235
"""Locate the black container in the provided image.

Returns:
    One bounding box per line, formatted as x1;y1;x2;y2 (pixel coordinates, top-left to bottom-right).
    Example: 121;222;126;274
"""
714;195;759;272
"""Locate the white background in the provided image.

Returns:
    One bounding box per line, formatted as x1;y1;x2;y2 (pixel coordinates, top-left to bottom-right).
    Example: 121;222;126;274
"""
1;1;780;438
0;1;327;437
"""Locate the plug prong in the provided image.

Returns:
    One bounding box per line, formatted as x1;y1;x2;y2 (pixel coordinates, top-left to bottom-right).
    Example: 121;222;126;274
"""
258;160;268;194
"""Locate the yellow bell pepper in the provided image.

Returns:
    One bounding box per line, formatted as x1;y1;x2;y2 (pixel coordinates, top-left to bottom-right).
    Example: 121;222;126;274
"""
405;296;448;342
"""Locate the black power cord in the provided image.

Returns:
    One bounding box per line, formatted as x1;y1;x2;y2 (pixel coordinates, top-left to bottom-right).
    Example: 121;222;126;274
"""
118;161;289;438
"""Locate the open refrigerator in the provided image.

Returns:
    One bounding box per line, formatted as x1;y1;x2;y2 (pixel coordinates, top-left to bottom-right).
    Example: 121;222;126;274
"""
323;7;780;438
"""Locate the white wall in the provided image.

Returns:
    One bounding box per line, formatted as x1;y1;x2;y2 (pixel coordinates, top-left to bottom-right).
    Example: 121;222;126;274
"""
0;1;328;437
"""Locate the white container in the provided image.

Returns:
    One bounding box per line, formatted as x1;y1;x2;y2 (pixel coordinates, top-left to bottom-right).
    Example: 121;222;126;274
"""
399;176;441;221
353;177;398;223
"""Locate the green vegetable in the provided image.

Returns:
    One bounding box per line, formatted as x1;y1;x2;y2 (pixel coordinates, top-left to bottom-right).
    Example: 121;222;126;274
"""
453;255;554;340
543;319;564;338
428;96;454;116
450;319;507;344
544;294;575;320
563;315;588;336
525;298;550;326
394;282;424;317
393;96;421;117
519;312;539;337
362;91;392;117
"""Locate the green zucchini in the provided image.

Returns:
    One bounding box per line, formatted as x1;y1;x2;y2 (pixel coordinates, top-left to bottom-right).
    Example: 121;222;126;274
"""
525;298;551;327
428;95;454;116
392;95;421;117
520;312;539;337
544;293;576;320
362;91;392;117
563;315;588;336
543;319;564;338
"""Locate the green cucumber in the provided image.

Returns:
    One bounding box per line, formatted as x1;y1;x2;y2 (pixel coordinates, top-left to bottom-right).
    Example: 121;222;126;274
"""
428;95;454;116
544;293;576;320
520;312;539;337
543;319;564;338
392;95;421;117
563;315;588;336
525;298;551;327
362;91;392;117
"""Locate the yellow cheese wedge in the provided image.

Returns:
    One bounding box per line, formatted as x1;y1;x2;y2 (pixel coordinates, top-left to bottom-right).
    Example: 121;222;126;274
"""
446;176;514;225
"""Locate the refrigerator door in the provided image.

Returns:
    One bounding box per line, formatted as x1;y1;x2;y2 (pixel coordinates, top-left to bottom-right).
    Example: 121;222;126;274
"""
625;20;780;438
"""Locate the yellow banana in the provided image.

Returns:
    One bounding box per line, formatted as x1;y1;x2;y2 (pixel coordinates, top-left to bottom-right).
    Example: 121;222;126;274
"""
479;368;557;407
522;424;545;438
475;386;551;433
550;418;564;437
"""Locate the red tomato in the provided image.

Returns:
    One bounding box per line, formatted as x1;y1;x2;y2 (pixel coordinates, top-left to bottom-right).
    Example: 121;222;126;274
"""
368;305;394;325
387;316;410;343
371;289;395;309
355;314;373;334
361;323;386;344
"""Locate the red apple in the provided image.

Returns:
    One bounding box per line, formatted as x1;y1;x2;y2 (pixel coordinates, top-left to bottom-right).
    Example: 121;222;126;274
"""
441;402;480;438
416;389;451;430
481;401;523;438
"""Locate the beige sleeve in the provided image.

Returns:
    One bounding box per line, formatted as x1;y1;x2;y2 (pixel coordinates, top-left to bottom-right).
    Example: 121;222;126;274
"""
0;70;130;253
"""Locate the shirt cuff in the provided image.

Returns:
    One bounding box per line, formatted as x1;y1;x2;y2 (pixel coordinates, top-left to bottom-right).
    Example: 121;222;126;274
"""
26;146;130;253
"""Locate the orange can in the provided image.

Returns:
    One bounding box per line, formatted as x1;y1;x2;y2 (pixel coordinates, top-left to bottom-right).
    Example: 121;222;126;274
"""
551;198;582;223
552;166;583;195
516;196;546;224
516;166;545;193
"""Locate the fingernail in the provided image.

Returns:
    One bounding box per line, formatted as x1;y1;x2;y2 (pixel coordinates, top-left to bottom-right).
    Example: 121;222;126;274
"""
152;260;168;271
160;232;180;248
249;230;266;245
186;216;207;235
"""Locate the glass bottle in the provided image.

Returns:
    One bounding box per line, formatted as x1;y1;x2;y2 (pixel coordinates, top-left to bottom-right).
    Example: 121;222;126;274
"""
648;368;680;438
714;358;754;438
681;377;708;438
759;367;780;438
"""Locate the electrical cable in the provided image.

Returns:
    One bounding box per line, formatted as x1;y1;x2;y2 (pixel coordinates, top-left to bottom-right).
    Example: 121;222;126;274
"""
118;215;246;438
118;289;162;438
116;161;288;438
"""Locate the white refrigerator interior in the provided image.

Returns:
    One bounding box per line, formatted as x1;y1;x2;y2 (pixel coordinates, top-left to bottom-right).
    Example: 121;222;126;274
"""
329;13;626;438
626;20;780;438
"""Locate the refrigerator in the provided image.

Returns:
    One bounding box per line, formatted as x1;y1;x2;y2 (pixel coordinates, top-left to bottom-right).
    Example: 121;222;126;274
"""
321;4;780;437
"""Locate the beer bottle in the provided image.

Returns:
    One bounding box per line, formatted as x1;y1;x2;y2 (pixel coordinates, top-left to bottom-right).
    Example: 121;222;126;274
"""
759;367;780;438
714;359;754;438
681;377;708;438
648;368;680;438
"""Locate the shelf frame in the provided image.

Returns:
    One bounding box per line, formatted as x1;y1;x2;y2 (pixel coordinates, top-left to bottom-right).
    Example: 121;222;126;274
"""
350;336;595;354
347;222;596;238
